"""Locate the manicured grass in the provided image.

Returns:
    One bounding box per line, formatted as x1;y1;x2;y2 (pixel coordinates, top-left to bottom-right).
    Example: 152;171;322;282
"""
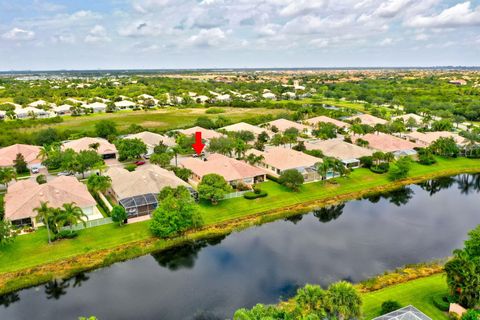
21;107;288;133
0;157;478;276
362;273;449;319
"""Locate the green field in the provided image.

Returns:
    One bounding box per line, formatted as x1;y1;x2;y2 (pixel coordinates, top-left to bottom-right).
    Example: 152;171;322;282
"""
20;107;288;133
362;273;449;319
0;156;479;277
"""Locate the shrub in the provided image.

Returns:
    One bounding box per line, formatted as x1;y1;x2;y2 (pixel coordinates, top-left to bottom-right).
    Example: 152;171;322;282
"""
36;174;47;184
205;107;225;114
278;169;304;191
381;300;402;315
359;156;373;168
266;174;279;182
124;164;137;172
370;163;389;174
461;310;480;320
432;294;450;312
53;230;78;241
244;190;268;199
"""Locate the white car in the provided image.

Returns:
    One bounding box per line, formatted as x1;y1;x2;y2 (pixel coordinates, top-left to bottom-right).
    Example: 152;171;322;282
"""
57;171;73;176
30;167;40;174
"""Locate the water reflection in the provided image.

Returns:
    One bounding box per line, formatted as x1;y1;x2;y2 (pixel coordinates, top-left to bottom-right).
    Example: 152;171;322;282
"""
0;293;20;308
456;174;480;195
284;214;304;224
418;176;456;196
313;204;345;223
44;279;70;300
363;187;414;206
151;236;226;271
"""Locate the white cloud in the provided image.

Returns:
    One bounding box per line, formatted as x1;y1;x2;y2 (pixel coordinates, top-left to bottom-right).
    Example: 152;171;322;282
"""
415;33;429;41
309;38;329;48
118;21;165;37
374;0;415;18
187;27;226;47
406;1;480;28
379;37;394;46
51;33;75;44
85;25;111;43
2;27;35;40
279;0;326;17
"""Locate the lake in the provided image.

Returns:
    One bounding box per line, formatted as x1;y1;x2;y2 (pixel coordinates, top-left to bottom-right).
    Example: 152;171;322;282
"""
1;174;479;320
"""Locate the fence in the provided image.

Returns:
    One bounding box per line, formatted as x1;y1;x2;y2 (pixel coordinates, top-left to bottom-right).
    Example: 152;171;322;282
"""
222;190;249;200
61;217;113;231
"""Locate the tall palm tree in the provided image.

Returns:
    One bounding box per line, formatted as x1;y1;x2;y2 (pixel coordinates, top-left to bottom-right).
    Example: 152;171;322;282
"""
57;203;88;231
316;157;334;180
34;201;53;244
0;167;16;187
171;145;181;167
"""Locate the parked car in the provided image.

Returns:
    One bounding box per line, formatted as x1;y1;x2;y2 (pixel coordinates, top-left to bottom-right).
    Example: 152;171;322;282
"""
135;160;146;166
57;171;73;176
30;167;40;174
143;153;151;159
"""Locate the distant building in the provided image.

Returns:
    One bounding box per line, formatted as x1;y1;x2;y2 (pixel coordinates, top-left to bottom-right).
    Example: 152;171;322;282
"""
352;133;419;157
220;122;270;137
84;102;107;113
402;131;468;147
178;126;224;141
264;119;311;135
304;139;373;168
114;100;137;109
306;116;351;129
347;114;388;126
124;131;176;155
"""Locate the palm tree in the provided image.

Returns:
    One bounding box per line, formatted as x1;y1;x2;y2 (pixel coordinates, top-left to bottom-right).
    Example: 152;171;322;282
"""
171;145;181;167
89;142;100;151
0;167;16;187
38;146;51;161
87;175;111;194
384;152;395;163
34;201;53;244
246;154;264;166
316;157;334;180
57;203;88;231
325;281;362;320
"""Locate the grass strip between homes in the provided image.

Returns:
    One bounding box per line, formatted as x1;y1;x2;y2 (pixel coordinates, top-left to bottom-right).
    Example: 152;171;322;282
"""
0;157;479;295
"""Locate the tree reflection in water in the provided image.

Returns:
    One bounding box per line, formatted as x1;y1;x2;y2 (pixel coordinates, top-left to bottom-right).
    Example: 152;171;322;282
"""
151;235;226;271
192;311;224;320
284;214;303;224
418;176;456;196
363;187;414;207
313;204;345;223
456;174;480;195
0;292;20;308
72;273;90;288
44;279;70;300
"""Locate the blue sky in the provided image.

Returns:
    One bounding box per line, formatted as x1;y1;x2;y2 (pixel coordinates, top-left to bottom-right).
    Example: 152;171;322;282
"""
0;0;479;70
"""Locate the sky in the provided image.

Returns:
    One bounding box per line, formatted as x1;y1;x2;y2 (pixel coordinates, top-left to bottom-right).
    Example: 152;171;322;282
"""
0;0;479;70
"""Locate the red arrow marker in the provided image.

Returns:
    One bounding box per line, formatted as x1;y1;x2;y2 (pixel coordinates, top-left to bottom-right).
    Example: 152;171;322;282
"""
192;132;205;155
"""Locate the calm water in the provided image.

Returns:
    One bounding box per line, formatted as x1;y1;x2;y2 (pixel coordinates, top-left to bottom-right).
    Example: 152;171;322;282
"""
1;175;480;320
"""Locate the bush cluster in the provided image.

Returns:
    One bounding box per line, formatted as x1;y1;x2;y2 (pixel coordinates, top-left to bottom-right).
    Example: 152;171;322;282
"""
243;189;268;200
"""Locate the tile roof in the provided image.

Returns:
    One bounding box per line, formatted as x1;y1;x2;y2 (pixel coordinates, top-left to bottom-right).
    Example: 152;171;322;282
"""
220;122;269;136
347;114;388;126
353;133;420;152
265;119;310;133
180;153;265;182
0;144;41;167
107;164;189;199
249;146;320;171
178;126;224;140
304;139;373;160
62;137;117;155
306;116;350;128
5;176;97;221
125;131;175;147
403;131;467;146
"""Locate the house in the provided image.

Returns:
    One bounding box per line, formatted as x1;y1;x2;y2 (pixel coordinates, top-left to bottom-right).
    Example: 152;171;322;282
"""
28;100;49;108
306;116;351;129
178;126;224;141
4;176;99;227
180;153;266;186
352;133;419;157
262;92;276;100
215;94;231;102
220;122;270;137
65;98;84;105
84;102;107;113
0;144;42;169
304;139;373;168
402;131;467;147
247;147;321;182
0;110;5;120
347;114;388;126
62;137;117;159
124;131;176;155
449;79;467;86
106;165;193;218
52;104;73;115
373;305;431;320
114;100;136;109
392;113;424;125
137;94;159;105
264;119;311;135
14;107;50;119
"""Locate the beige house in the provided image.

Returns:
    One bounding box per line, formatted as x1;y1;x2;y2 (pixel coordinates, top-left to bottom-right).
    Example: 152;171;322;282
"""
0;144;42;169
402;131;467;147
352;133;420;157
306;116;350;129
180;153;266;186
4;176;98;227
178;126;224;141
247;147;321;182
106;165;193;217
125;131;175;155
392;113;424;124
347;114;388;126
304;139;373;168
220;122;270;137
264;119;311;135
62;137;118;159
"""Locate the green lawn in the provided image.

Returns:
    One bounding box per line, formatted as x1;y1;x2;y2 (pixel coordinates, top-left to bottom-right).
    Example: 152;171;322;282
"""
20;107;288;133
362;273;449;319
0;156;478;276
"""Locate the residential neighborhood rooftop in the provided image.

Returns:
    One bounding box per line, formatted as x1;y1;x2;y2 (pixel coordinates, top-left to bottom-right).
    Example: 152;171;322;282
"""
264;118;310;133
249;146;320;171
0;143;41;167
62;137;117;155
353;133;420;152
178;126;224;140
220;122;269;136
125;131;176;147
347;114;388;126
304;139;373;161
306;116;351;128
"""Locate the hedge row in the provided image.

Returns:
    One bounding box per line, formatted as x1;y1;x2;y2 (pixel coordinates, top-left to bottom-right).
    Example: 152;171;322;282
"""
432;294;450;312
244;191;268;200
